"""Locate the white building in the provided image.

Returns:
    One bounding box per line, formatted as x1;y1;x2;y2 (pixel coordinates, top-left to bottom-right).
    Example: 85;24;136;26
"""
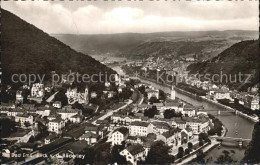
208;89;231;100
170;85;176;100
48;118;65;134
31;83;45;98
56;106;82;122
129;121;153;137
111;127;129;146
16;90;24;103
184;116;210;134
120;144;147;165
146;89;159;100
15;114;34;127
65;86;89;104
53;101;62;108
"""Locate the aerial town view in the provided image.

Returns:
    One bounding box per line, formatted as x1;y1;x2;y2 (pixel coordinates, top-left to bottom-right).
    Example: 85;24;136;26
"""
1;1;259;165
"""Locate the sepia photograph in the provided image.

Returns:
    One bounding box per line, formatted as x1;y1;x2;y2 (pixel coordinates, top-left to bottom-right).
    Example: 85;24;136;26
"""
1;0;259;164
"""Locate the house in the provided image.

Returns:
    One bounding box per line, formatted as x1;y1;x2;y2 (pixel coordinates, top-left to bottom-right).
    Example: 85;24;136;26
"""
16;90;24;103
31;83;45;98
173;118;187;130
48;118;65;134
70;114;83;123
207;89;231;100
65;86;89;104
90;91;98;98
53;101;62;108
244;95;259;110
183;105;197;117
66;140;89;156
56;106;82;121
45;133;58;144
84;123;102;136
184;116;210;134
111;127;129;146
146;89;159;100
15;114;34;127
151;121;171;135
181;127;193;141
156;129;181;146
7;109;24;117
163;101;184;113
129;121;153;137
105;81;111;87
36;107;51;117
120;144;147;165
2;129;34;143
79;132;99;145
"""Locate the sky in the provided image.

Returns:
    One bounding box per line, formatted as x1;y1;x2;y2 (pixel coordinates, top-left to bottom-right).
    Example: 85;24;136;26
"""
2;0;259;34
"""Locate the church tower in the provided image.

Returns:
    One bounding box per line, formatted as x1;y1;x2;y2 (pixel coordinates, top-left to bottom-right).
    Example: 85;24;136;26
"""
171;85;176;100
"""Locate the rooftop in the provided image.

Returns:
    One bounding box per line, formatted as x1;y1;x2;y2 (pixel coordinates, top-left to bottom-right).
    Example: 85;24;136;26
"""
126;144;145;156
113;127;129;136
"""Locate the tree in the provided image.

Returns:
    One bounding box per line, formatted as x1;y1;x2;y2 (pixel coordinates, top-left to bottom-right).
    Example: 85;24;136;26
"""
163;109;182;119
54;90;68;106
24;121;31;128
243;122;260;163
188;142;193;150
145;141;173;164
199;140;204;146
149;96;160;104
196;149;205;163
111;145;127;164
1;118;17;137
215;150;234;163
144;106;158;118
159;90;167;101
184;148;191;155
177;147;184;159
28;136;35;143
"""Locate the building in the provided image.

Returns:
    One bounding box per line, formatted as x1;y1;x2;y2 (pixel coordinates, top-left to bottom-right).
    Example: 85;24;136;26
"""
15;114;34;127
31;83;45;98
146;89;159;100
151;121;171;135
79;132;99;145
120;144;147;165
170;85;176;100
111;127;129;146
56;106;82;121
45;133;58;144
48;118;65;134
65;86;89;104
53;101;62;108
16;90;24;103
162;101;184;113
2;129;34;143
7;109;24;117
70;114;83;123
207;89;231;100
183;105;197;117
156;129;181;146
244;95;259;110
129;121;153;137
184;116;210;134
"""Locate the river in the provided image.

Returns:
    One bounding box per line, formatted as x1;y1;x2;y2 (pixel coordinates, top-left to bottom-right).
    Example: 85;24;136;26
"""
112;66;255;162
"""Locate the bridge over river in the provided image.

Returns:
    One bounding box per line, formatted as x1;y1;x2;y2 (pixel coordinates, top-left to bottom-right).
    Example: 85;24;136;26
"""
211;135;251;148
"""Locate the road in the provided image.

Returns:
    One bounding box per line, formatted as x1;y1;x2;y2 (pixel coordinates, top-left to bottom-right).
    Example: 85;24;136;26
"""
176;140;219;165
46;91;59;103
92;99;133;125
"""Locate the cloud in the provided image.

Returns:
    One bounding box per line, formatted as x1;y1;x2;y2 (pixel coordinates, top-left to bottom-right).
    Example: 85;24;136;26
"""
2;1;259;34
